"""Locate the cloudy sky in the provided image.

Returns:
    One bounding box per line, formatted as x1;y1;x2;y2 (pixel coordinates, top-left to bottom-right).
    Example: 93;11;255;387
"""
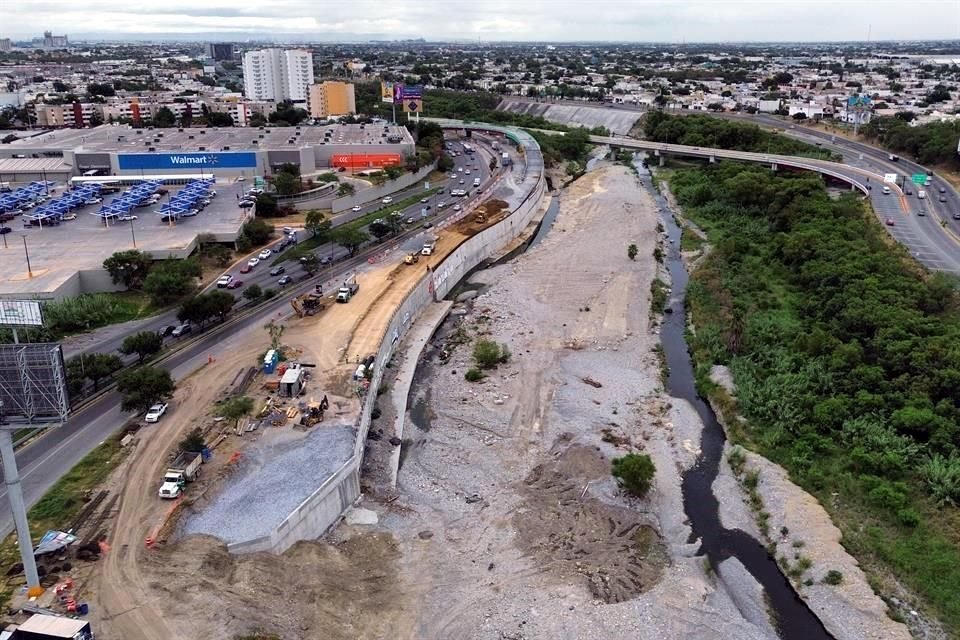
4;0;958;42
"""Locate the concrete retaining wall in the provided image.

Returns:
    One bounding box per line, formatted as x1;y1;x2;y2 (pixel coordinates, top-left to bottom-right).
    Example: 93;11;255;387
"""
228;125;544;555
330;163;436;214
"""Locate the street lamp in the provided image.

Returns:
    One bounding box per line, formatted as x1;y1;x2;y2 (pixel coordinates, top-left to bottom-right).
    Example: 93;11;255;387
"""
22;235;32;278
129;217;137;248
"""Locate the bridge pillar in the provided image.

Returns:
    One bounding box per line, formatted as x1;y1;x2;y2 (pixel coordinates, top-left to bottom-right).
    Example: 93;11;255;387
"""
659;155;665;167
709;156;716;164
770;163;778;172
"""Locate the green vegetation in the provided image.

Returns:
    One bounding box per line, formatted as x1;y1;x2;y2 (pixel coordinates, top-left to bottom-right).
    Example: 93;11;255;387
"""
473;339;511;369
42;292;151;336
611;453;656;498
103;249;152;289
237;218;275;250
862;116;960;168
179;427;206;453
464;367;485;382
650;278;668;317
119;330;163;364
177;290;236;328
644;111;837;161
142;258;202;306
823;570;845;586
218;395;255;422
116;366;176;413
627;243;638;261
680;227;705;252
65;352;123;396
672;162;960;632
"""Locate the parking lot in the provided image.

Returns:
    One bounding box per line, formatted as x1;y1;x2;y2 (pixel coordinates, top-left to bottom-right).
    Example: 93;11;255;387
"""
0;177;250;298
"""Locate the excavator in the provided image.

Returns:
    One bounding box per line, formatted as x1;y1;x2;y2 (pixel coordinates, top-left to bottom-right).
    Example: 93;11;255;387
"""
291;292;325;317
404;252;420;265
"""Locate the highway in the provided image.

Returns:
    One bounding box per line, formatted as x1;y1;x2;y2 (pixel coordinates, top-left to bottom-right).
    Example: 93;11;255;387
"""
0;134;504;538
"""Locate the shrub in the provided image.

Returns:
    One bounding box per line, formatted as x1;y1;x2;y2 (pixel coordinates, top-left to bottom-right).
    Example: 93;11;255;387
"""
611;453;656;498
465;368;485;382
179;428;206;452
823;570;844;585
628;243;638;261
473;339;506;370
921;453;960;507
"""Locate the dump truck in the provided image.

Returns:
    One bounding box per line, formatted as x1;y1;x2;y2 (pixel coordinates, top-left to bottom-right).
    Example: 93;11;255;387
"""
404;252;420;265
158;451;202;499
336;274;359;303
291;292;325;317
421;241;436;256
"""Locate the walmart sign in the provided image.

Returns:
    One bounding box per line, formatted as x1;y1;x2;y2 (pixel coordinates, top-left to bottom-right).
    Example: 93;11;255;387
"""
118;152;257;171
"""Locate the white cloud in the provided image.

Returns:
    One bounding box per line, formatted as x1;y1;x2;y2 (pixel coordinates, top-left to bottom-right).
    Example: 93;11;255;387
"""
3;0;957;41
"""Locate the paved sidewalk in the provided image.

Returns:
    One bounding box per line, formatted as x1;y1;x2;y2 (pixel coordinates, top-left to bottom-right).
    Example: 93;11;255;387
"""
388;299;453;487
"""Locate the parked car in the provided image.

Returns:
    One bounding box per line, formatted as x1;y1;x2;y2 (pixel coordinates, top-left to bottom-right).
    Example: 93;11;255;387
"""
236;176;246;182
171;323;192;337
145;403;169;423
117;215;138;222
216;274;234;287
269;266;286;276
278;275;293;286
84;197;103;205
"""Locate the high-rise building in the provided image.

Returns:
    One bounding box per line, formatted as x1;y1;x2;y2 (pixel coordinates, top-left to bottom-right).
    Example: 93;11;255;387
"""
0;39;11;52
308;81;356;118
42;31;68;48
205;43;234;62
242;49;314;103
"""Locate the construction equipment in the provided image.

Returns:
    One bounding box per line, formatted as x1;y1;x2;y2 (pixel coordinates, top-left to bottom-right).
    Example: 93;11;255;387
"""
299;395;330;428
291;292;326;317
404;252;420;265
336;274;359;303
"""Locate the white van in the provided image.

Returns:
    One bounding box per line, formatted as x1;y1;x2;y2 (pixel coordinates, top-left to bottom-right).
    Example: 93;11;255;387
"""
918;190;926;199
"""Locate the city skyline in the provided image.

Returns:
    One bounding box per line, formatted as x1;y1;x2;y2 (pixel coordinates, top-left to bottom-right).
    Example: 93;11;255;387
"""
2;0;958;43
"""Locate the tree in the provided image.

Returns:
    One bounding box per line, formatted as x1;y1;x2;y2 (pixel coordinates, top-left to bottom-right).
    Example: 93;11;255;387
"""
178;290;235;328
792;112;807;120
263;320;284;351
88;112;104;127
273;172;300;196
79;353;123;391
332;226;369;256
300;254;320;276
628;244;638;261
142;259;201;305
255;193;279;218
154;106;176;128
473;339;510;369
336;182;356;197
120;331;163;364
926;84;951;104
368;220;392;240
179;428;206;453
489;157;498;171
218;395;255;423
305;210;332;240
240;218;274;246
86;82;115;97
117;366;176;414
611;453;656;498
103;250;153;289
243;284;262;301
437;154;455;172
206;111;234;127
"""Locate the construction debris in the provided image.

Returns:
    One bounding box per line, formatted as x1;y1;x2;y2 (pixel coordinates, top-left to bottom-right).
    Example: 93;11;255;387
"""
581;376;603;388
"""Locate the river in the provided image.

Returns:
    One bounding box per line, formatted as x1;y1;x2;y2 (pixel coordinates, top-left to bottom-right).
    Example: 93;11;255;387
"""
636;156;833;639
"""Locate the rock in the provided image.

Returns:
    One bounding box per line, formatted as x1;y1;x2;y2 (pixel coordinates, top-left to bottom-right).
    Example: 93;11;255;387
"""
465;494;483;504
345;507;379;525
581;376;603;388
389;436;402;446
456;290;479;302
418;530;434;540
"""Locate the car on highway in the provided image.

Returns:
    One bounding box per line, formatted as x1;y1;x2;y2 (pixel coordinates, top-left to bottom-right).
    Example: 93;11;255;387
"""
382;196;393;204
940;195;947;203
117;214;138;222
939;187;946;194
421;197;429;203
226;279;243;289
171;323;192;337
953;213;960;220
459;179;465;184
237;176;246;182
465;170;471;175
406;217;415;224
144;403;168;423
437;202;446;209
453;204;462;211
320;256;332;265
423;222;434;229
351;205;363;212
247;257;260;267
885;218;895;226
159;325;176;337
258;248;273;259
216;274;234;287
270;266;286;276
278;275;293;286
282;226;295;234
239;264;252;274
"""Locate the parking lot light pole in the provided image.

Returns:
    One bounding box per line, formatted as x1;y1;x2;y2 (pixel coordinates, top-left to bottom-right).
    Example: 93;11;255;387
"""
22;235;32;278
129;218;137;248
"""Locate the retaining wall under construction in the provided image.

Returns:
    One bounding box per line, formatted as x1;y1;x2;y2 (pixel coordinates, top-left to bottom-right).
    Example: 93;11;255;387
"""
226;123;546;555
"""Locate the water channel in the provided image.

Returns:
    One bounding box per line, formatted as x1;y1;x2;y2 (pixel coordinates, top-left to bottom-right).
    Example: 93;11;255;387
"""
637;156;833;639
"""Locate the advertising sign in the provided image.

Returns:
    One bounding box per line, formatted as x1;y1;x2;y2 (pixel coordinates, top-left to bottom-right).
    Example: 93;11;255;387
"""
393;83;405;104
402;85;423;99
0;300;43;327
118;152;257;171
380;81;394;104
883;173;898;184
403;98;423;114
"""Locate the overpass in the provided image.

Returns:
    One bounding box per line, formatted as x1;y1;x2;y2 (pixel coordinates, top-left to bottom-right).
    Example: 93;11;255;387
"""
585;134;960;275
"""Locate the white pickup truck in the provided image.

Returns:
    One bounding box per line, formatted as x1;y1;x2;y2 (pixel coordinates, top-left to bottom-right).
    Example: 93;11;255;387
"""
158;451;203;499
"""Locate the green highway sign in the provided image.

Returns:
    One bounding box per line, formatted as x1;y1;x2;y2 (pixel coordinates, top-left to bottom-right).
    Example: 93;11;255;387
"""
912;174;927;185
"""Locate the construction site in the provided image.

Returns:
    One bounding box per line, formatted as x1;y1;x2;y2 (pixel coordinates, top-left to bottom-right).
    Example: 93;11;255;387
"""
0;142;544;637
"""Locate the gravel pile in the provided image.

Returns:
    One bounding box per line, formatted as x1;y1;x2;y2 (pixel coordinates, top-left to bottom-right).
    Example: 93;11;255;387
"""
184;423;356;544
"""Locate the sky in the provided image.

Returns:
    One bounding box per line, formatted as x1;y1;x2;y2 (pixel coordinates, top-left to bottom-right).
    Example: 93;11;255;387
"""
3;0;959;42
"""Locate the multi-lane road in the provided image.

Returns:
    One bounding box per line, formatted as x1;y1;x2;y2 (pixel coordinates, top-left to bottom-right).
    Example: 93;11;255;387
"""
0;135;503;538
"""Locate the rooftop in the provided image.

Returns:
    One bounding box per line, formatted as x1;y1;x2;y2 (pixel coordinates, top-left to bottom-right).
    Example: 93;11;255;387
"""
6;123;414;154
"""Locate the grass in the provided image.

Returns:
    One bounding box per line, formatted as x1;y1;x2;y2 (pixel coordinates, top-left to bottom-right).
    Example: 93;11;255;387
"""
680;227;705;253
649;278;668;317
42;290;159;338
0;433;127;608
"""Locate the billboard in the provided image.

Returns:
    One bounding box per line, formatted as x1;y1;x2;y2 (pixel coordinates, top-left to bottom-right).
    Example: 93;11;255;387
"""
381;81;394;104
402;85;423;99
118;152;257;171
0;343;69;424
393;83;405;104
403;98;423;114
0;300;43;327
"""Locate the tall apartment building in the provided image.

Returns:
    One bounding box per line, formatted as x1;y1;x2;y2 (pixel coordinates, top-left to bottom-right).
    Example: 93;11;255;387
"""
308;81;356;118
42;31;68;48
242;49;314;103
0;39;12;52
206;43;234;62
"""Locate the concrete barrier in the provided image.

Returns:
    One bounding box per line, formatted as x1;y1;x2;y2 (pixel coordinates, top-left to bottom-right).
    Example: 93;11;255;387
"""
330;163;437;214
228;124;544;555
